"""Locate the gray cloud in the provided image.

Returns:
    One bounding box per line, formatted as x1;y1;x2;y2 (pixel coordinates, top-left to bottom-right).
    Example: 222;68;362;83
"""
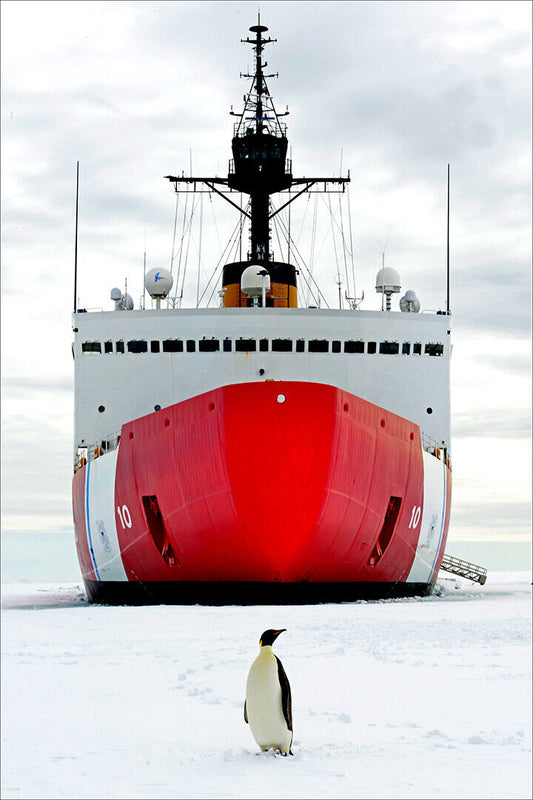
451;501;531;530
452;408;531;439
1;0;531;539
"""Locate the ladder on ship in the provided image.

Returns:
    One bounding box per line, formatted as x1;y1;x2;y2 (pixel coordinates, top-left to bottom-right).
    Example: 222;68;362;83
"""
440;554;487;585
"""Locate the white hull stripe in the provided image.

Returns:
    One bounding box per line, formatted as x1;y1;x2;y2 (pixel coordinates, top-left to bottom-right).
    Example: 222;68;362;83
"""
428;461;447;579
84;449;128;581
85;460;101;581
406;451;448;583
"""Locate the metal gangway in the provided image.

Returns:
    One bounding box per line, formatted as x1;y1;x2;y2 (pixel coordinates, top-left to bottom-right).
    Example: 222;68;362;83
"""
440;553;487;585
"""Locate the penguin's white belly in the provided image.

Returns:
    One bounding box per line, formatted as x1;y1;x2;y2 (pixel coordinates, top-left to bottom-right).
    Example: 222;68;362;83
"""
246;654;291;752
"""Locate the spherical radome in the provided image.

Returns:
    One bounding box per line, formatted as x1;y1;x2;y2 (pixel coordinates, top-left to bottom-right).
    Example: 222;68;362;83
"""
375;266;401;293
241;265;271;297
145;267;173;298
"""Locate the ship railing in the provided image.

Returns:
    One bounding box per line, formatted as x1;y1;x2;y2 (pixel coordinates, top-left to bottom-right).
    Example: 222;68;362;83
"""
421;431;451;469
228;157;292;177
74;427;451;473
73;430;122;473
232;121;288;138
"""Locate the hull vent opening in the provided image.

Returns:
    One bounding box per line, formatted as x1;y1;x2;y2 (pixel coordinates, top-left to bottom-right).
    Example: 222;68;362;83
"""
368;496;402;566
142;495;179;567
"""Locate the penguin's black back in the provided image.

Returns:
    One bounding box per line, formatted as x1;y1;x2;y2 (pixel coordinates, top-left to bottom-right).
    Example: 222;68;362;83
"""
276;654;293;752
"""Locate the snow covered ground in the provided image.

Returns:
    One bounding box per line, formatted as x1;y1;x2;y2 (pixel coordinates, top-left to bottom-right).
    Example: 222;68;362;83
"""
1;572;531;799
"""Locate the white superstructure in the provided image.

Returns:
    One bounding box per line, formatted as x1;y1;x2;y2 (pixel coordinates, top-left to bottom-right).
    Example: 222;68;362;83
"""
73;306;451;461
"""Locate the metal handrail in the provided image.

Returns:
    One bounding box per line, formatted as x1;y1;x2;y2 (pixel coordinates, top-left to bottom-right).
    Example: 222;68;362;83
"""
74;430;121;472
74;424;451;473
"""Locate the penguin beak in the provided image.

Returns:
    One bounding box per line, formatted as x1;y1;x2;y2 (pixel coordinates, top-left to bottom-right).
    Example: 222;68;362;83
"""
274;629;286;639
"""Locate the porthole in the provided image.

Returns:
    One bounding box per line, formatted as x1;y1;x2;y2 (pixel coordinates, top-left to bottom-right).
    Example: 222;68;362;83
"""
410;432;414;441
259;368;265;375
98;405;105;413
380;418;386;428
343;402;349;412
426;407;433;414
277;394;286;404
154;404;161;411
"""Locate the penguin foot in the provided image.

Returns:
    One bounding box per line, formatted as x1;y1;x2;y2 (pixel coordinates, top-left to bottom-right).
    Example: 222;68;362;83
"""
257;747;291;757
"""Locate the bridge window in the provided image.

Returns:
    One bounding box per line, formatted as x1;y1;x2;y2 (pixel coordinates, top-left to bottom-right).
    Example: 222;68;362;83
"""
259;338;269;352
296;339;305;353
199;339;220;352
186;340;196;352
163;339;183;352
308;339;329;353
104;341;113;354
332;340;341;353
151;341;160;353
128;340;148;353
116;341;124;354
272;339;292;352
380;341;399;355
402;342;411;355
425;343;444;356
82;341;101;353
367;342;377;354
344;341;364;354
223;338;232;352
235;338;256;352
413;343;422;355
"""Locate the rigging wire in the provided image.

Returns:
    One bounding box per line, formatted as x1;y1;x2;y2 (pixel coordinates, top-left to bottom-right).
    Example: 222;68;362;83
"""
169;191;180;278
346;186;357;308
196;193;204;308
271;207;330;308
327;194;342;305
172;192;190;304
337;190;351;302
179;195;200;306
200;213;245;307
307;194;318;307
272;201;323;307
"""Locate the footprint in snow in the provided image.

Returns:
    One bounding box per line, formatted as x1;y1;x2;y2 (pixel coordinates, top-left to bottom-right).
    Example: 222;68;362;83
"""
467;735;488;745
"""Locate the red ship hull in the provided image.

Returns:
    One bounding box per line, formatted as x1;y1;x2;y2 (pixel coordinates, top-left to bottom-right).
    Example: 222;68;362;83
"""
73;381;450;603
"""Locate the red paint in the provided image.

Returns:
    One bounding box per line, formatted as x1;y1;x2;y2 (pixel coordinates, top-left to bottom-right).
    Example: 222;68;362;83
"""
110;381;426;585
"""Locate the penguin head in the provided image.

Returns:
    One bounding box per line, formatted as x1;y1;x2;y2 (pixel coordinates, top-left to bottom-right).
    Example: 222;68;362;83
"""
259;629;286;647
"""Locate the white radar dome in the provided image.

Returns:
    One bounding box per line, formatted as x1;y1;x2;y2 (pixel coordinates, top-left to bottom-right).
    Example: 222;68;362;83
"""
241;265;271;297
145;268;173;299
375;267;401;294
400;290;420;313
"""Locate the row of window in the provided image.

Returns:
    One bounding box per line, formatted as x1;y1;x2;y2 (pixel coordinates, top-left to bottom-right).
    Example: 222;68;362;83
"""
81;338;444;356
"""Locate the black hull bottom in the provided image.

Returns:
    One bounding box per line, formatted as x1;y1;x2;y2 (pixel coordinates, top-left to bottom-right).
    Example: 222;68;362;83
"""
83;579;435;605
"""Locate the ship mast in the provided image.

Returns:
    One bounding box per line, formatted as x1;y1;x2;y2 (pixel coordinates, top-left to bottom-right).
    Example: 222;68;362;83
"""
165;18;350;306
227;18;291;264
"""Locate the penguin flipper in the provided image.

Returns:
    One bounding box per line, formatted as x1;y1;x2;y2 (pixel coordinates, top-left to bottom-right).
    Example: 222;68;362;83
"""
244;699;248;724
275;655;293;732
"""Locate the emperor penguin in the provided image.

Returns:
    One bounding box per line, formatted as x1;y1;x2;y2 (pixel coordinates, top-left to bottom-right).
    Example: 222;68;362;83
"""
244;628;293;755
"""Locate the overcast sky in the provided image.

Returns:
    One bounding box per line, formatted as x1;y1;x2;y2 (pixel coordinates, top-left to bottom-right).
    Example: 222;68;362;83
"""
1;0;531;549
